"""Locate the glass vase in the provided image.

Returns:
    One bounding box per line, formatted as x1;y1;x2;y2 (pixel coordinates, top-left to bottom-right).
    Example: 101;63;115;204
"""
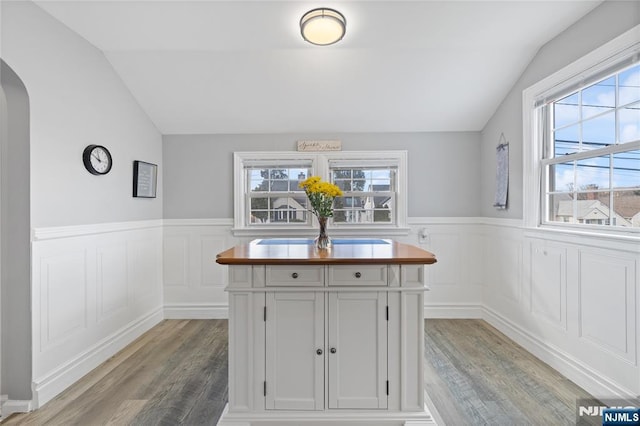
315;216;332;249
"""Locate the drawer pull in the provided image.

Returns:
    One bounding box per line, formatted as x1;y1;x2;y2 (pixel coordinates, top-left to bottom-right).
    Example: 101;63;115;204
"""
355;272;362;278
292;272;299;279
330;347;337;354
316;348;323;355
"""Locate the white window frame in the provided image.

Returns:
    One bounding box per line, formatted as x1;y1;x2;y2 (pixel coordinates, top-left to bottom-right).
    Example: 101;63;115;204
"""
523;24;640;237
233;151;409;237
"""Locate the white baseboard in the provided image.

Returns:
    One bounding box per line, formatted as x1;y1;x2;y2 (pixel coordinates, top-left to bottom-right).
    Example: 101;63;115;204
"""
164;304;229;319
481;306;637;401
0;398;32;417
31;307;164;409
424;304;483;319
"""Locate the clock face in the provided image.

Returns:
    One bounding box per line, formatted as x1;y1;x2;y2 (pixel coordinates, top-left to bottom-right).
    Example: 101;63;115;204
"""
83;145;113;175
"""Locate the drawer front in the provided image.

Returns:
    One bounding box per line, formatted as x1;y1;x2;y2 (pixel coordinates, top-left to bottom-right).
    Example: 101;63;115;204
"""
328;265;388;286
266;265;325;287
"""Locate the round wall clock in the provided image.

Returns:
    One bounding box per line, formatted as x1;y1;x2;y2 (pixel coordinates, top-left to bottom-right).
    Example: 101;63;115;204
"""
82;144;113;175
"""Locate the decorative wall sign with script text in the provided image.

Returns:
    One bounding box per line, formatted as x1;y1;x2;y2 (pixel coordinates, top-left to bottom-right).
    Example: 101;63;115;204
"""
297;140;342;152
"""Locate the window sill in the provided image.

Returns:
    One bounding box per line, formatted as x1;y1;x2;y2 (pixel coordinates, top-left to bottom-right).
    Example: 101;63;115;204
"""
524;224;640;251
232;226;411;238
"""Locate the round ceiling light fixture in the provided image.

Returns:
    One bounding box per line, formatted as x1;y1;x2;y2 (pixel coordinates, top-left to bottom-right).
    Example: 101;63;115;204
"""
300;8;346;46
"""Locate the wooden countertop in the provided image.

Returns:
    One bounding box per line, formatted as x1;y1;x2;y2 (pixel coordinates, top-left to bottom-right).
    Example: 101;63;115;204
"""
215;239;437;265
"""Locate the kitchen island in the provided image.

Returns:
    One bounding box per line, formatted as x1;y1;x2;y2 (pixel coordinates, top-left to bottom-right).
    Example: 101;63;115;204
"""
216;238;437;426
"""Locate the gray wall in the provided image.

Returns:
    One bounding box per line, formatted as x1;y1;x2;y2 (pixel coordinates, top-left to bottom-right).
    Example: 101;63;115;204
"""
163;132;481;219
480;1;640;219
1;1;163;228
0;60;32;400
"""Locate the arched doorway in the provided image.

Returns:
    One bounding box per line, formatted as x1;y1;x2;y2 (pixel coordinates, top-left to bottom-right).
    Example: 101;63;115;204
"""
0;59;32;414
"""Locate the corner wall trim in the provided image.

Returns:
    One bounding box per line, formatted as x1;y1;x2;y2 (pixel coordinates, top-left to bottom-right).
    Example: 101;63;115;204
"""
31;307;164;409
164;304;229;319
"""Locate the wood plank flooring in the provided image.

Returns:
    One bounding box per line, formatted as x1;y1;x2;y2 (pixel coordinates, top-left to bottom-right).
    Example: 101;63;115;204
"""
423;319;598;425
2;319;597;425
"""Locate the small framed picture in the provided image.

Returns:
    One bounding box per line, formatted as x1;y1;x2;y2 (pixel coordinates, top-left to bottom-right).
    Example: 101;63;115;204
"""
133;160;157;198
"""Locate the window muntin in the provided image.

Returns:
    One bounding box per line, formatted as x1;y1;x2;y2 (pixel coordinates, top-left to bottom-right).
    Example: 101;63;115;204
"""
542;63;640;229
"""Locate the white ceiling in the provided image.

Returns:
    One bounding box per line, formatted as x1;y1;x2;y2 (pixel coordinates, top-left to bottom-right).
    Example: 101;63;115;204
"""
34;0;602;134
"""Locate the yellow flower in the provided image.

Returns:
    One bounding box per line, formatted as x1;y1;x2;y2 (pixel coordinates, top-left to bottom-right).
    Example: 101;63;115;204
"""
299;176;343;217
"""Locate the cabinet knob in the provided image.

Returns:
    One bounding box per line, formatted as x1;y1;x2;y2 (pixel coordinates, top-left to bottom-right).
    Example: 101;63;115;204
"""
330;347;337;354
316;348;323;355
355;272;361;278
292;272;299;279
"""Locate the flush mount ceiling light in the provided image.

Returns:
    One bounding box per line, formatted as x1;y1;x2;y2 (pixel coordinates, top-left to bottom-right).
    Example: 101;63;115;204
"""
300;8;346;46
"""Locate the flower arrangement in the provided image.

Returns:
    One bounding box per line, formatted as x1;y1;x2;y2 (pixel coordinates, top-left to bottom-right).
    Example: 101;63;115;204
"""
299;176;343;218
299;176;343;249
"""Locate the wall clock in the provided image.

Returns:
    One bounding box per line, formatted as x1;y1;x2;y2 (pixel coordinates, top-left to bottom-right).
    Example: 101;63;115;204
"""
82;144;112;175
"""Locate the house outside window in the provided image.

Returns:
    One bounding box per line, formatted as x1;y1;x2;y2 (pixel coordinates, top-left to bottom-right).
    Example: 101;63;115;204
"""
524;28;640;233
233;151;408;236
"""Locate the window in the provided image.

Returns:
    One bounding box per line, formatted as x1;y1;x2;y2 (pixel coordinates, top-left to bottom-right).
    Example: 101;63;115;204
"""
233;151;408;236
246;161;313;225
524;27;640;233
330;161;397;225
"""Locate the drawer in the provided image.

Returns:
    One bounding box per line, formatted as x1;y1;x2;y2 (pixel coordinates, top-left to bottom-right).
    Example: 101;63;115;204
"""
266;265;325;287
328;265;388;286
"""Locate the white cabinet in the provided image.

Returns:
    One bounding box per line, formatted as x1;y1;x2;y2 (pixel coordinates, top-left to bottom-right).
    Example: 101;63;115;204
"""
265;292;324;410
265;291;388;411
328;291;388;409
220;263;433;426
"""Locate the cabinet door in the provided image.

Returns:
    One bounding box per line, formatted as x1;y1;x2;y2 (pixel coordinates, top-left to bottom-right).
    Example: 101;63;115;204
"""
266;292;324;410
328;292;388;409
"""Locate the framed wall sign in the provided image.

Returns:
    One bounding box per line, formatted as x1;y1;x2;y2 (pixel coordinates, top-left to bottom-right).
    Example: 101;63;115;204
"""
133;160;157;198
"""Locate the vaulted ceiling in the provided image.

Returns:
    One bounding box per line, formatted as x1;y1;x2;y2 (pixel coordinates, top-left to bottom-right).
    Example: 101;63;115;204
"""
34;0;602;134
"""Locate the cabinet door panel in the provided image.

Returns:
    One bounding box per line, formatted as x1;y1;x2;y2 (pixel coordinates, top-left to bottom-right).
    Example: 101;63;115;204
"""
266;292;324;410
328;292;388;409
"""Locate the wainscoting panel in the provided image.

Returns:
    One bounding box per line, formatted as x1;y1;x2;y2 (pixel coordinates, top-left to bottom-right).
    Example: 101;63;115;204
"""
530;241;567;330
486;234;522;305
31;221;164;408
163;220;236;318
199;235;227;287
163;233;189;287
426;233;460;286
97;242;129;322
578;249;636;363
39;251;88;349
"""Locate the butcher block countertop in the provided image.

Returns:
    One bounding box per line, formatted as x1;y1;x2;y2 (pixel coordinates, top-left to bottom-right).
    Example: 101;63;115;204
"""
215;238;437;266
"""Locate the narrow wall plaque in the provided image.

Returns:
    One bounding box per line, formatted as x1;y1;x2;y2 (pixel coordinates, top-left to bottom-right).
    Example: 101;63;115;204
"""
297;140;342;152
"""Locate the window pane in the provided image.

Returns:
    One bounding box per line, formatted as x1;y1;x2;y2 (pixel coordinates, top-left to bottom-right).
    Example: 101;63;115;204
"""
613;150;640;190
612;190;640;227
250;169;268;192
582;76;615;119
619;102;640;143
575;191;611;225
576;156;610;190
549;161;574;193
554;93;579;128
335;179;352;191
549;193;575;223
582;111;615;150
250;197;269;223
619;64;640;106
554;125;579;156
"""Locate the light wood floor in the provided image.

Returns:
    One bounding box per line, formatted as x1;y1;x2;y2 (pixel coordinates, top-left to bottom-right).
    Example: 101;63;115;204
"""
3;319;596;425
